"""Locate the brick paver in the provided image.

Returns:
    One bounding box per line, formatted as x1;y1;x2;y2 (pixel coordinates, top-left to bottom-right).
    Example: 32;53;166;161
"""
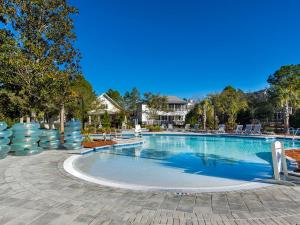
0;150;299;225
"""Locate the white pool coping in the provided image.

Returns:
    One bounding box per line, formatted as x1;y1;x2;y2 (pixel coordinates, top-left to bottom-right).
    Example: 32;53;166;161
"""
64;135;274;193
64;155;272;192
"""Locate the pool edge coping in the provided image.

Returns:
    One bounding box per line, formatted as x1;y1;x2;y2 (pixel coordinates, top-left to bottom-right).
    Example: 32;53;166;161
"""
64;136;277;193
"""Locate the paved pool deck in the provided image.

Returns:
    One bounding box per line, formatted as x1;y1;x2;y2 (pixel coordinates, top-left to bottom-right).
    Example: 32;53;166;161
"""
0;149;300;225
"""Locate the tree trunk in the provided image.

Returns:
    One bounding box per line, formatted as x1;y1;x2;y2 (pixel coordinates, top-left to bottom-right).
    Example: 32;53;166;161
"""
284;100;289;135
49;117;53;130
60;103;65;134
203;108;207;130
60;104;65;144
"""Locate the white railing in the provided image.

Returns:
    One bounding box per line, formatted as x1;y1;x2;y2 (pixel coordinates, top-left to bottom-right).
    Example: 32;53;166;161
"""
144;120;185;126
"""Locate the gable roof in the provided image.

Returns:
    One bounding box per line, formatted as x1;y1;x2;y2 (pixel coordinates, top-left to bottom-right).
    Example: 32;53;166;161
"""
138;95;188;105
98;93;123;110
166;96;187;104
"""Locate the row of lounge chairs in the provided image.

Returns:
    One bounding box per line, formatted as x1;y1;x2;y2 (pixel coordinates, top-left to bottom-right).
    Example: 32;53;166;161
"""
161;124;174;130
90;123;263;141
235;124;262;135
184;123;262;135
122;123;262;136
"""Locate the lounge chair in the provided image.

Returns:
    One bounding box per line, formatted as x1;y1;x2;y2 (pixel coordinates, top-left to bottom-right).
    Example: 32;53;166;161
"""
243;124;253;134
160;124;166;130
135;124;141;132
190;124;199;132
216;124;226;133
289;127;300;136
252;124;262;135
235;125;243;134
184;124;190;131
134;124;142;137
167;124;173;131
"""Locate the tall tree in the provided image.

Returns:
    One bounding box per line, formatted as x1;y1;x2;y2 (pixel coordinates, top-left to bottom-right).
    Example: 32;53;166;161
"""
106;89;124;106
143;93;167;123
123;87;140;114
66;75;97;126
185;103;201;126
215;86;248;130
199;98;214;130
268;65;300;134
0;29;32;119
245;90;274;122
1;0;80;131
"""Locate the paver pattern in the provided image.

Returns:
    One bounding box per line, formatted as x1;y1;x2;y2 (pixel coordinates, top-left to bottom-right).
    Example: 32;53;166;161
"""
0;150;300;225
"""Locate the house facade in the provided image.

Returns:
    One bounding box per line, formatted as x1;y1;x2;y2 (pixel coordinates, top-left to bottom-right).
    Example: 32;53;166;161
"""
88;93;123;127
137;96;194;126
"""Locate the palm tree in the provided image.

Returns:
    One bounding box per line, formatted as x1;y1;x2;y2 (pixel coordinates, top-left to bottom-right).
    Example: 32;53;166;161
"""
268;65;300;134
200;99;212;130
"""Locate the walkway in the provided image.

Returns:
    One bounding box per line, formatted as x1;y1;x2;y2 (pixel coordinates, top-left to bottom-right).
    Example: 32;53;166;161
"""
0;150;300;225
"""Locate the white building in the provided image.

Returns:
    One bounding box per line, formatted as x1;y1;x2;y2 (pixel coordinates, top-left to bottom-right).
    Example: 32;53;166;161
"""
88;93;123;126
137;96;194;126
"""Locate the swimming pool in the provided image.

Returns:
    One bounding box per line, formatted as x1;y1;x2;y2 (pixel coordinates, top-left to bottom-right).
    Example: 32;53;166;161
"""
67;135;300;192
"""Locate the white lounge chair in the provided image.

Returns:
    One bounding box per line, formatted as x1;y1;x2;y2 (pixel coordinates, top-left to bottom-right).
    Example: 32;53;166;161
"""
135;124;141;132
184;124;190;131
160;124;166;130
217;124;226;133
252;124;262;135
235;125;243;134
167;124;173;131
242;124;253;134
134;124;142;137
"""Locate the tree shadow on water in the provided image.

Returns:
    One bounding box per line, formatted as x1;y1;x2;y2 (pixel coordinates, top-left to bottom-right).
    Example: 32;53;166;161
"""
99;147;273;182
159;152;273;181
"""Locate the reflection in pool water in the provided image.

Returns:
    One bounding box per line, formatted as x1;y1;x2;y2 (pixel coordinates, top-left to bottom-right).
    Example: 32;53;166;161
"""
73;135;300;191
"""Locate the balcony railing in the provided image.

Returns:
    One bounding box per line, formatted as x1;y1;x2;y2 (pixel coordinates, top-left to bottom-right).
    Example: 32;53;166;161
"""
143;120;185;126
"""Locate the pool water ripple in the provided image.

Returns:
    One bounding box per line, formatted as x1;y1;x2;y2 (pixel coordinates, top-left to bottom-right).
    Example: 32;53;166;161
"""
71;135;300;192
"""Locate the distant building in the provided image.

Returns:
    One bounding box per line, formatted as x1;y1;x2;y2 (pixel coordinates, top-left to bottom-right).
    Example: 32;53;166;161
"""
136;96;194;126
88;93;123;126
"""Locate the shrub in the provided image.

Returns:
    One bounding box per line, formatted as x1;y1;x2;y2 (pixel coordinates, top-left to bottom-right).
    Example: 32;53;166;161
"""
101;111;111;128
83;135;92;142
145;125;161;132
84;125;96;134
290;109;300;128
96;127;111;133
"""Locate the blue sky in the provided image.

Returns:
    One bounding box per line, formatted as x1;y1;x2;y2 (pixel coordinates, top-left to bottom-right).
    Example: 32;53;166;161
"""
72;0;300;98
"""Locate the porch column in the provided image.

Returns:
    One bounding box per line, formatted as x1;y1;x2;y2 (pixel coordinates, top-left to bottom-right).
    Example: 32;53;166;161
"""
88;115;92;125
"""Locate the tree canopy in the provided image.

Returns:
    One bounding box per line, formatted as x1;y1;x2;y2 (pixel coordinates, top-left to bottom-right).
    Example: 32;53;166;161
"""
123;87;141;114
0;0;95;129
143;93;167;121
214;86;248;129
268;65;300;133
106;89;124;106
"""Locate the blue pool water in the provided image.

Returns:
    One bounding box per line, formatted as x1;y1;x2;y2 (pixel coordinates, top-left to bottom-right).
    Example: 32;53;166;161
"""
74;135;300;191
